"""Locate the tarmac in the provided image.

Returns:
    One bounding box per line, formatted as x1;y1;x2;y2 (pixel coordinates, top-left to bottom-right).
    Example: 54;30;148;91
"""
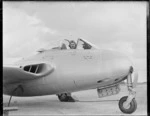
3;84;147;115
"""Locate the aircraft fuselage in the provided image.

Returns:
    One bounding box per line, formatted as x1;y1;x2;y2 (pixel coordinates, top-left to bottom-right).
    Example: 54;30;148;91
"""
3;49;132;96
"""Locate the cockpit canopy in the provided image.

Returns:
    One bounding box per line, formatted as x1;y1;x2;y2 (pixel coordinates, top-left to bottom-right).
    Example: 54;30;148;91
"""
57;38;98;50
37;38;98;53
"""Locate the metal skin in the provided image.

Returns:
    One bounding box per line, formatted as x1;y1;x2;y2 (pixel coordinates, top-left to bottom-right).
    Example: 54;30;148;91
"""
3;39;133;97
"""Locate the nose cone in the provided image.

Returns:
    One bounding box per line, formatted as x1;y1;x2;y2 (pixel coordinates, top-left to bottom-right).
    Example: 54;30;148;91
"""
101;49;132;78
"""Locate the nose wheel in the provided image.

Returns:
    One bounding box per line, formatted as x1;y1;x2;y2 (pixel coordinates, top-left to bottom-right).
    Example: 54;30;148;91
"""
119;96;137;114
118;67;138;114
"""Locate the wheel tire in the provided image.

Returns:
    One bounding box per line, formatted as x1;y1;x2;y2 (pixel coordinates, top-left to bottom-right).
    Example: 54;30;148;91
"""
58;93;69;102
119;96;137;114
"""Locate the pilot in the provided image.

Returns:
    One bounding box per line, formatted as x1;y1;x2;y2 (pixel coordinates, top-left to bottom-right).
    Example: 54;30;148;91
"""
69;40;77;49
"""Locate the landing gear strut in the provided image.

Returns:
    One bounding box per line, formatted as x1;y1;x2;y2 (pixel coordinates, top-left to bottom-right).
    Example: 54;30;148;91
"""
8;85;23;107
57;93;76;102
119;67;137;114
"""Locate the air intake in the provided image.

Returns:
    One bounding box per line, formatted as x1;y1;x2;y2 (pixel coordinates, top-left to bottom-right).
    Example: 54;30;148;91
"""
23;63;48;74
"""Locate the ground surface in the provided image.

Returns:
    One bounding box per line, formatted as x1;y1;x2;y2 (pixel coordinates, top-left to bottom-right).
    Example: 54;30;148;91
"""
3;84;147;115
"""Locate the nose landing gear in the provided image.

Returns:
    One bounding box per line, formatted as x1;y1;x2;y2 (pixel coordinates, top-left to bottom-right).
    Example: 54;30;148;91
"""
118;68;138;114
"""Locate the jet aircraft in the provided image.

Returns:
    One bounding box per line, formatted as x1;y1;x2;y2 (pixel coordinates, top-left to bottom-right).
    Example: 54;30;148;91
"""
3;38;138;114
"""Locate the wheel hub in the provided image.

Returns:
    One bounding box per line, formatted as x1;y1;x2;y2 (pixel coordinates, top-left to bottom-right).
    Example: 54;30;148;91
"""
123;101;130;109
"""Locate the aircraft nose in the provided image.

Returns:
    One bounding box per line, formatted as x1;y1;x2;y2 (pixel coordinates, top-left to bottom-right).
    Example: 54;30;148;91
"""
101;50;132;78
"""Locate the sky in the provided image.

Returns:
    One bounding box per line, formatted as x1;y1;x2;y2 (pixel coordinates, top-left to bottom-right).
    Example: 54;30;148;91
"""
3;2;147;82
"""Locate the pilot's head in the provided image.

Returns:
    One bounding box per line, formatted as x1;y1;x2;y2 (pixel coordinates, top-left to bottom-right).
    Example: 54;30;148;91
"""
69;40;76;49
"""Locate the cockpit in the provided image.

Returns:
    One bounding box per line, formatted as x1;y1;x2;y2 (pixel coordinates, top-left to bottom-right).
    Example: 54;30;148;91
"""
57;38;98;50
37;38;98;53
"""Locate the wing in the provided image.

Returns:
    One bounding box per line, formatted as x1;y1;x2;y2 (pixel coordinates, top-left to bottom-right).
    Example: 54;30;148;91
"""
3;63;54;85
